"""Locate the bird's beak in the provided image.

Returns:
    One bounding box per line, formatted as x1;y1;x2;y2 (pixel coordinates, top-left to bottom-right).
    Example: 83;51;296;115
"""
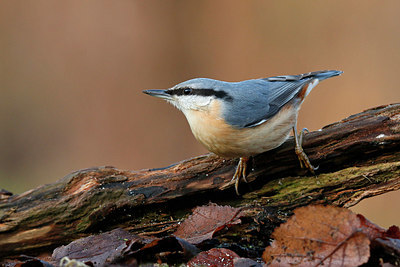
142;89;172;100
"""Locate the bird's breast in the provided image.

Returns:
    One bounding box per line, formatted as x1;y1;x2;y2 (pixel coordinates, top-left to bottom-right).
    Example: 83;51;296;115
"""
183;100;299;158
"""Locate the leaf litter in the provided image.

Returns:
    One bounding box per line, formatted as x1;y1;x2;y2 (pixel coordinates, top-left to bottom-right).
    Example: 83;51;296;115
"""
2;204;399;266
263;205;400;266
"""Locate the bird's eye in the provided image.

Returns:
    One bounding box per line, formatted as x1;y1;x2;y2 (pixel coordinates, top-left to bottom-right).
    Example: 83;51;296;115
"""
183;88;192;95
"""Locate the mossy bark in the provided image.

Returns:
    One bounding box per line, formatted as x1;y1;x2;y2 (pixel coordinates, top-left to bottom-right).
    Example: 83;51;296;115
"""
0;104;399;258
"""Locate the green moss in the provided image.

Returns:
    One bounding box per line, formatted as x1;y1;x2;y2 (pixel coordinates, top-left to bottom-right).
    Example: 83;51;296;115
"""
244;161;400;207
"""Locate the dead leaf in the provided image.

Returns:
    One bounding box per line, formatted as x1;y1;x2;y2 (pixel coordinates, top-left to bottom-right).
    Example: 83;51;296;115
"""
118;236;199;265
174;203;243;244
187;248;239;267
263;205;371;266
52;228;138;266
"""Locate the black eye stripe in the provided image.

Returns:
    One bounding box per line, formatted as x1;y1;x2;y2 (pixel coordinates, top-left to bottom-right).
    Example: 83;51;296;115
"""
166;87;193;96
166;88;233;101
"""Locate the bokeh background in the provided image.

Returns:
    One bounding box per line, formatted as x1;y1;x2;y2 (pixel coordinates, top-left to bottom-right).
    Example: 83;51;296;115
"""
1;1;399;227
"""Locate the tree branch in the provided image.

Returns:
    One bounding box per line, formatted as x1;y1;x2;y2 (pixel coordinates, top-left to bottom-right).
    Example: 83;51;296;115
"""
0;103;399;258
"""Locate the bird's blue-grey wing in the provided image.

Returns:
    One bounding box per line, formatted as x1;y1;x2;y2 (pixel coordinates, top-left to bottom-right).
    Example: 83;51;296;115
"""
221;70;342;129
221;80;307;128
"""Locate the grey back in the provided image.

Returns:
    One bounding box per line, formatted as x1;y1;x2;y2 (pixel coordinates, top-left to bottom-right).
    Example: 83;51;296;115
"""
219;70;342;128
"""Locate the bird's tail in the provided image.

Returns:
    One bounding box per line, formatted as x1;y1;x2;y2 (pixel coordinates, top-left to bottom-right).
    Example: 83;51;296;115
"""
311;70;343;81
294;70;342;101
267;70;343;82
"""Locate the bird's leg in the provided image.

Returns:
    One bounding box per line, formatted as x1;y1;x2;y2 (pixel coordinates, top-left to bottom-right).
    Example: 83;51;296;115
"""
293;123;317;174
231;157;249;195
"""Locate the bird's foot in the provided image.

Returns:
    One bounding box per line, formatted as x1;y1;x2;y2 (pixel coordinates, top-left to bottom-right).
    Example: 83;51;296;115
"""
231;157;249;195
295;128;318;174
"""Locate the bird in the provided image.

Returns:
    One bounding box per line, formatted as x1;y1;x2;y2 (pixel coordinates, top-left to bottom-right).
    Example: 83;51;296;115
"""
143;70;343;195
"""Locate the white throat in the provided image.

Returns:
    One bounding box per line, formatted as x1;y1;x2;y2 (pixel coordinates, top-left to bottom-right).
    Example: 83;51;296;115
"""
169;95;213;112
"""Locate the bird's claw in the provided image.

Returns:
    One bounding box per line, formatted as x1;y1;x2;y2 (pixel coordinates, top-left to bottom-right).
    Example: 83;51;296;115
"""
231;157;249;195
294;127;317;174
295;146;317;174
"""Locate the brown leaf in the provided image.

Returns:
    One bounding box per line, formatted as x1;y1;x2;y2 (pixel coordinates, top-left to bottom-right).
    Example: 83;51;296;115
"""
263;205;371;266
52;228;138;266
187;248;239;267
174;203;243;244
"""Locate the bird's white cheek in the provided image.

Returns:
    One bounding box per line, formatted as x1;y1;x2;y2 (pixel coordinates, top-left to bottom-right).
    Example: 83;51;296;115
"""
178;96;212;111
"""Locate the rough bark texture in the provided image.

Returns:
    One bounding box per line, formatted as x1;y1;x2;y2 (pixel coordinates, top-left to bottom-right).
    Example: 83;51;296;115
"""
0;103;399;258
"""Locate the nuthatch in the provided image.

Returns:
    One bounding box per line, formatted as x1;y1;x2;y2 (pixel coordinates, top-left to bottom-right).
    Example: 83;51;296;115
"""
143;70;343;194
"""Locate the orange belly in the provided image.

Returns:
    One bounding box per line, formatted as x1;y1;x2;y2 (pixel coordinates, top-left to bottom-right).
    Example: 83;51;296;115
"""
183;100;299;158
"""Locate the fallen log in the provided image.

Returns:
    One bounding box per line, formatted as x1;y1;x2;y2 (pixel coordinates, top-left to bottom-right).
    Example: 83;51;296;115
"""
0;103;399;258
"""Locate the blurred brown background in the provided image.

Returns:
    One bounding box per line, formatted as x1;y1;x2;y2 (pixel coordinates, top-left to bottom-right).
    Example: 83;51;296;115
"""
0;1;399;227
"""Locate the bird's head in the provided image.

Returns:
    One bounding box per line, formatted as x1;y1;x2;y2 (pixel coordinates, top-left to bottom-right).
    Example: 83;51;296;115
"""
143;78;233;113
